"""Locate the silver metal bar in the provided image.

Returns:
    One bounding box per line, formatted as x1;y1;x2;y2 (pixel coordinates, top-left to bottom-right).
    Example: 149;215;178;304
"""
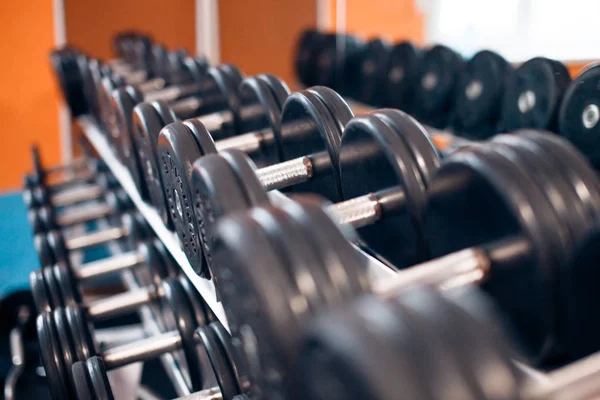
56;202;113;226
101;330;182;370
44;157;88;175
215;131;263;154
144;82;207;103
328;193;380;228
75;250;144;281
123;70;149;86
195;110;233;132
66;226;126;251
175;387;222;400
373;248;490;296
50;184;104;207
86;286;157;319
47;167;94;187
256;156;313;191
137;77;167;94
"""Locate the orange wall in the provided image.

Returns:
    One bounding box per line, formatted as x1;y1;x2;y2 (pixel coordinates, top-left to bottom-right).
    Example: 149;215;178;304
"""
65;0;196;60
219;0;317;87
345;0;424;43
0;2;61;190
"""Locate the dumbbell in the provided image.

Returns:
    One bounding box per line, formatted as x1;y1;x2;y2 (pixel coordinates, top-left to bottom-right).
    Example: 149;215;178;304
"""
213;127;600;373
36;277;211;398
156;85;352;273
184;104;438;276
345;38;392;106
558;63;600;169
381;41;423;111
128;72;289;222
28;189;132;235
72;320;250;400
30;238;176;313
450;50;512;139
500;57;571;133
34;211;150;268
301;283;600;400
410;44;465;129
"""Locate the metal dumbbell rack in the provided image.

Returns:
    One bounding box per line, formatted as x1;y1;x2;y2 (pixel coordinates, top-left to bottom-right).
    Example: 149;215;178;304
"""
77;115;399;395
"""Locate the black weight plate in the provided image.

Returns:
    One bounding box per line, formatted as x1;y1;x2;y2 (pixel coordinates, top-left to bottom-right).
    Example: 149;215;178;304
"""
397;287;523;399
121;212;151;250
86;356;115;400
30;270;51;313
233;77;281;155
150;238;178;279
501;57;571;132
43;266;64;309
139;240;171;285
256;74;291;110
182;55;209;83
558;65;600;166
493;134;586;249
37;312;72;399
295;29;321;86
151;99;178;126
53;308;79;392
157;121;204;272
338;113;428;268
478;146;565;363
34;233;54;267
162;279;204;391
308;86;354;134
30;144;44;180
65;304;96;361
298;295;428;400
213;214;302;398
111;88;149;199
131;102;172;227
452;50;511;139
278;89;344;202
519;131;600;227
374;109;441;187
218;150;270;206
279;195;370;300
440;146;560;362
219;64;244;89
199;324;240;399
53;262;82;307
389;289;481;400
183;118;219;155
72;359;95;400
357;38;391;105
383;41;422;111
177;275;210;328
412;45;464;129
209;67;242;132
210;321;248;394
191;154;253;278
247;205;333;314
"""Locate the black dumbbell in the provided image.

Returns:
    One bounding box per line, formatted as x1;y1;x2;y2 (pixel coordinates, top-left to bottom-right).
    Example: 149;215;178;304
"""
50;47;90;116
34;211;150;268
37;277;210;398
186;105;438;276
30;239;176;313
558;63;600;169
500;57;571;133
157;86;353;273
411;45;465;129
451;50;512;139
350;38;392;106
381;41;423;112
23;171;120;210
72;320;250;400
28;189;132;235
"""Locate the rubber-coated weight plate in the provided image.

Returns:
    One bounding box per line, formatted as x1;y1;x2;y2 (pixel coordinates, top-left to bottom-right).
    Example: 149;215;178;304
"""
53;262;82;307
501;57;571;132
357;39;391;106
210;321;248;394
452;50;511;139
295;29;321;87
339;113;429;268
218;150;270;206
72;359;96;400
65;304;96;361
43;266;63;309
37;312;72;398
558;65;600;166
157;121;204;273
191;154;254;278
199;324;240;399
212;214;302;398
162;279;204;391
30;270;51;313
53;308;79;393
132;102;173;227
383;41;422;111
256;74;291;110
86;356;115;400
412;45;464;129
279;195;370;300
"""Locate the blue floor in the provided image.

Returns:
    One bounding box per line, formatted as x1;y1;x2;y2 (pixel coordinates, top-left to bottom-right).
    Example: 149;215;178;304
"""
0;192;40;297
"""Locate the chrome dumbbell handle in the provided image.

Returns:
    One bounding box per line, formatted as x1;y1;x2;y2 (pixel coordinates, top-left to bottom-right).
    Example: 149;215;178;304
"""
50;184;105;207
55;203;114;226
85;285;161;320
74;250;145;281
66;226;128;251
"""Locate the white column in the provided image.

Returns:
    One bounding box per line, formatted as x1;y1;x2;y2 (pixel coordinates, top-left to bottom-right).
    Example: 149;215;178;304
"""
195;0;221;65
